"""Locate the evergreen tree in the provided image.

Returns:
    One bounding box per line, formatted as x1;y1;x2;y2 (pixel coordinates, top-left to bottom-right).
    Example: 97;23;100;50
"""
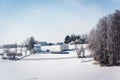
64;35;71;44
25;37;37;51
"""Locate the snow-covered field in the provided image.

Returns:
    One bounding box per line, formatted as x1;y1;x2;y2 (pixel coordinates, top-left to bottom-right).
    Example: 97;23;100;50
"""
0;49;120;80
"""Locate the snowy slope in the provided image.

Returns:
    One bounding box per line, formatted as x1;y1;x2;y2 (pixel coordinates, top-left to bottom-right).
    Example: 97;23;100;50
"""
0;49;120;80
22;51;77;60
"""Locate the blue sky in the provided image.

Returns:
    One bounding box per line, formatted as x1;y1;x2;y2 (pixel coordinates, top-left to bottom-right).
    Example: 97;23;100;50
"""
0;0;120;44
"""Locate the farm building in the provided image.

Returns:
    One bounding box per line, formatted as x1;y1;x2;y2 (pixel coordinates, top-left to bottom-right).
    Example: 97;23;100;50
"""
41;44;69;52
38;42;47;46
34;44;41;52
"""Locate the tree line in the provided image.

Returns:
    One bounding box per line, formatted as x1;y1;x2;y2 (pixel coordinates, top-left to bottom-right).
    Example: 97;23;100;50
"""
64;34;88;44
88;10;120;66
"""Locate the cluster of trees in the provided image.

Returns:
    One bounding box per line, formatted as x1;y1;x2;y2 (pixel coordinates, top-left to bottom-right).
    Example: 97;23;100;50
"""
64;34;88;44
3;44;17;48
21;36;38;54
88;10;120;66
23;37;37;51
2;37;37;60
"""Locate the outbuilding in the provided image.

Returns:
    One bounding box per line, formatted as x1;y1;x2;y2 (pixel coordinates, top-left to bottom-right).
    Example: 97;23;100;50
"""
41;44;69;52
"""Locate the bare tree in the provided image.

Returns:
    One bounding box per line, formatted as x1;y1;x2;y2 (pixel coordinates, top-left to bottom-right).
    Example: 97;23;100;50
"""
88;10;120;66
2;44;17;60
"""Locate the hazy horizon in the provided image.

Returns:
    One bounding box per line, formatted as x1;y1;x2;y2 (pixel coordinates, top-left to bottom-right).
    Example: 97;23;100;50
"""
0;0;120;45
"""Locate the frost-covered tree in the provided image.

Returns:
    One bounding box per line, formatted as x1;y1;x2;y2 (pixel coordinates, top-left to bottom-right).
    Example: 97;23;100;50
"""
107;10;120;65
88;10;120;66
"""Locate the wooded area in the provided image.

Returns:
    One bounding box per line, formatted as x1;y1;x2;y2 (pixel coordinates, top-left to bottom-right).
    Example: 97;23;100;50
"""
88;10;120;66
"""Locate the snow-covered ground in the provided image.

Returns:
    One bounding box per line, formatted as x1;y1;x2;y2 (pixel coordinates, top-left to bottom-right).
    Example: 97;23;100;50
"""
0;49;120;80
